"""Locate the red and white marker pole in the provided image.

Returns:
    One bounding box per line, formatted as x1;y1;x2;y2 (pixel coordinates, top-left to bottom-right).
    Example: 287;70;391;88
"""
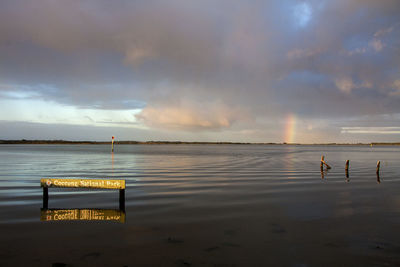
111;136;115;152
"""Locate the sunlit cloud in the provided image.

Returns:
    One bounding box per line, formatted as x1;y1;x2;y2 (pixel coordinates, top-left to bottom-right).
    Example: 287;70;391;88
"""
369;38;384;52
136;100;248;131
334;78;373;94
335;78;354;94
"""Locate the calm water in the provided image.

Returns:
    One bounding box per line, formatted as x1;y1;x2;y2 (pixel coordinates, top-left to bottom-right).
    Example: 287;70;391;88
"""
1;144;400;266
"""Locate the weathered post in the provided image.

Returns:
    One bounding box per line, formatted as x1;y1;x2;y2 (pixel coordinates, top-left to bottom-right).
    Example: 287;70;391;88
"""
119;189;125;211
345;160;349;180
376;160;380;174
43;187;48;209
320;156;324;172
321;155;331;169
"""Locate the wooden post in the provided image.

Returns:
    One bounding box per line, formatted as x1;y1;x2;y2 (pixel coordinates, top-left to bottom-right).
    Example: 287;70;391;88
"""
320;156;324;172
321;155;331;169
43;187;48;209
111;136;115;152
119;189;125;211
376;172;381;184
376;160;380;174
345;160;349;180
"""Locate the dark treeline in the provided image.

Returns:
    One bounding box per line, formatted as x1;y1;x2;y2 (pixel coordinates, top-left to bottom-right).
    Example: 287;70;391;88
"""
0;139;255;145
0;140;103;144
1;140;400;145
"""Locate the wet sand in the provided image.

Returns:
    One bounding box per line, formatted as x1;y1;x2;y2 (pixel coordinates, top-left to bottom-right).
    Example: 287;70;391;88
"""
2;206;400;266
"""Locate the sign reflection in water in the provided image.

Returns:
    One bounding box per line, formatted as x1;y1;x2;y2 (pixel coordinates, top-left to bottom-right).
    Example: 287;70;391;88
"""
40;209;125;223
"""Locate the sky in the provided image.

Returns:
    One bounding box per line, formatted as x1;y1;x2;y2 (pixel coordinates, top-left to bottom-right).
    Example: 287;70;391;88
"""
1;0;400;143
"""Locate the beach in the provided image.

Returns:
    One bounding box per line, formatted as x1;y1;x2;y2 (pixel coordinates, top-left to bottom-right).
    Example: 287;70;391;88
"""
1;144;400;266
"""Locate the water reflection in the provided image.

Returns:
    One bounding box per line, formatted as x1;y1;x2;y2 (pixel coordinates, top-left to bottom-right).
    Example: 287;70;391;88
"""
40;208;125;223
111;152;114;173
320;169;329;180
41;190;126;222
284;147;295;171
345;169;350;183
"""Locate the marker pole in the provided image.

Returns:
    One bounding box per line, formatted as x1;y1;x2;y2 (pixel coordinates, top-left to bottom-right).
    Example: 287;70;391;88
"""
112;136;115;152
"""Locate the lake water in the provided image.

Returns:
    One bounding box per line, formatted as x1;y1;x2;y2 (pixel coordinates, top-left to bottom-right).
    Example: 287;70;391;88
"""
0;144;400;266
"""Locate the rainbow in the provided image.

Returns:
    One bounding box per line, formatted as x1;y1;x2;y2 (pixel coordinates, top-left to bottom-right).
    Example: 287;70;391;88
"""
284;114;296;143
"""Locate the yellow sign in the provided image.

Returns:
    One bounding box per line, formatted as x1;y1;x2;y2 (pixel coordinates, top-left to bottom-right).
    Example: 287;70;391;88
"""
41;209;125;223
40;178;125;189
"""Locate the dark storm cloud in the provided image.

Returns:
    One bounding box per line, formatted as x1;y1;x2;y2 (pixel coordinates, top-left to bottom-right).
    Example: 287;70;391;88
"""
0;0;400;133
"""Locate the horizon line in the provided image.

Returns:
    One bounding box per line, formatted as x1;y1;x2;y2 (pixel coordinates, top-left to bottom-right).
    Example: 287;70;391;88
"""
1;139;400;146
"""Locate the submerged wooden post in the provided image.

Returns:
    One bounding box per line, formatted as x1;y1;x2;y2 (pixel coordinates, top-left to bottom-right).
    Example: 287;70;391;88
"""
321;155;331;169
43;187;48;209
119;189;125;211
320;156;324;171
43;187;48;199
345;160;349;180
376;160;381;174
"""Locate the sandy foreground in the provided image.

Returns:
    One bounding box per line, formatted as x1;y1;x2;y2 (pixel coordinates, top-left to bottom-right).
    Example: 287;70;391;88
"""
1;205;400;267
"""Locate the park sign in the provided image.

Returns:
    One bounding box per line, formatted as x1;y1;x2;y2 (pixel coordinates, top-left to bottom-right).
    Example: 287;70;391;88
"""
40;178;125;190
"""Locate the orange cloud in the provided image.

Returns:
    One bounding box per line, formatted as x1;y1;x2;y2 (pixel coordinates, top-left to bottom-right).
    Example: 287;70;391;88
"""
136;101;247;131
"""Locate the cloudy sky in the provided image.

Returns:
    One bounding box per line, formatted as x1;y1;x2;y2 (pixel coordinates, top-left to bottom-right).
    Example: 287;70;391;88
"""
1;0;400;143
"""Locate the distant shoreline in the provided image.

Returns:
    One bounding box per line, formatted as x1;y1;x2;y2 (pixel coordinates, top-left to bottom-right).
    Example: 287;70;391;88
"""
0;140;399;146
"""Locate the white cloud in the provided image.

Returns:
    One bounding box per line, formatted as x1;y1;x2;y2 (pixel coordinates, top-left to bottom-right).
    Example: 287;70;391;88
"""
0;99;142;128
346;47;367;56
0;90;41;99
369;38;384;52
293;2;312;28
335;78;354;94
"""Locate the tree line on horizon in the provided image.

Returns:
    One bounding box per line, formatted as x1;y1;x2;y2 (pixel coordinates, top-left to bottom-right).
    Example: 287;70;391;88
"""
0;139;399;146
